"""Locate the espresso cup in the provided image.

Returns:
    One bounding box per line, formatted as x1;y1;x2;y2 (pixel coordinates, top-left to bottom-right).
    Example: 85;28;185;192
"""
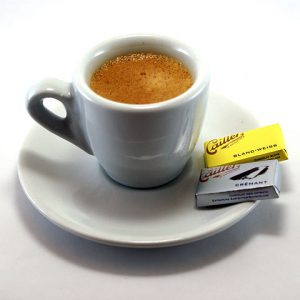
26;35;210;188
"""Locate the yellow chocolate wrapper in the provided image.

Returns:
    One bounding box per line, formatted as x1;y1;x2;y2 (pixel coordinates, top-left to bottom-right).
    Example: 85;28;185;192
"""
204;124;288;168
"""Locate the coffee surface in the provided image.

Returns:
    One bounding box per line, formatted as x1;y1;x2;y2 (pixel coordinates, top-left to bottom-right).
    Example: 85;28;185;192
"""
90;53;193;104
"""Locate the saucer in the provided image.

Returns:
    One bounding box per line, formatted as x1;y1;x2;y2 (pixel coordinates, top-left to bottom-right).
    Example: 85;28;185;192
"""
18;93;259;248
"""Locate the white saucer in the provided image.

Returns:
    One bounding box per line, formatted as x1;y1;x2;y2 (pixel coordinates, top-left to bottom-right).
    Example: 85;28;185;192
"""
18;93;259;248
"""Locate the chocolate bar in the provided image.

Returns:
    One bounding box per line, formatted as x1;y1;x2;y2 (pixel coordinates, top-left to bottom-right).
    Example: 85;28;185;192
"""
195;160;281;207
204;124;288;168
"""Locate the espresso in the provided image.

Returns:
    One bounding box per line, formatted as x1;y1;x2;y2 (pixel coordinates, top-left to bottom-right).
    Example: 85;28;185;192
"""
89;53;193;104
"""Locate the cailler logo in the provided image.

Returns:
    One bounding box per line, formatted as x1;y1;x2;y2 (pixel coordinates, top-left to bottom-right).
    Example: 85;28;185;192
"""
200;165;240;182
206;133;244;155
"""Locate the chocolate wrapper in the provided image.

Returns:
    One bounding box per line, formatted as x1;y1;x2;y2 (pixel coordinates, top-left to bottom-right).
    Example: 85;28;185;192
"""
195;160;281;207
204;124;288;168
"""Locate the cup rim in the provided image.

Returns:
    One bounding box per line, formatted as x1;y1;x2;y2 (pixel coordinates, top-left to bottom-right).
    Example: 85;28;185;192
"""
73;34;210;112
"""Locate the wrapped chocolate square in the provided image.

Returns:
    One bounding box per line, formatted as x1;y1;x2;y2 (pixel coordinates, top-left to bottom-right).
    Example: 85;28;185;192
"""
204;124;288;168
195;160;281;207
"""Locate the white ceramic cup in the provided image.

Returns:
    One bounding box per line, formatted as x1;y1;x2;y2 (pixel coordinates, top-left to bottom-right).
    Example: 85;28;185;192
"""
26;35;210;188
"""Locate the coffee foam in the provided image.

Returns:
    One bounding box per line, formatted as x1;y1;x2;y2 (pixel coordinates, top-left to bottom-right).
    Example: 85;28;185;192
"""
90;53;193;104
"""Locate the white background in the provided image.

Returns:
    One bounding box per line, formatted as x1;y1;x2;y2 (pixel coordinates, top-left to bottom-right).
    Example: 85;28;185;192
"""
1;0;299;299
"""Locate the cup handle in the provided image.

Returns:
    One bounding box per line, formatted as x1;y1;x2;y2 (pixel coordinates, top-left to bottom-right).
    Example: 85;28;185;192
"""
26;78;93;155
